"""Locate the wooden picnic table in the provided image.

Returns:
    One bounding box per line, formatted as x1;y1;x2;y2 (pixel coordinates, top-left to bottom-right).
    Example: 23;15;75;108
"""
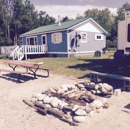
4;60;44;78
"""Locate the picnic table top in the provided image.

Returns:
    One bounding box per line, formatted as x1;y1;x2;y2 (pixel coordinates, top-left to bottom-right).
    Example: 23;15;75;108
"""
4;60;44;68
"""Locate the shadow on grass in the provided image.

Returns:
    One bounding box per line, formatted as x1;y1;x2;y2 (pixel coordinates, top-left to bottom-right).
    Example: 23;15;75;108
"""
67;58;130;87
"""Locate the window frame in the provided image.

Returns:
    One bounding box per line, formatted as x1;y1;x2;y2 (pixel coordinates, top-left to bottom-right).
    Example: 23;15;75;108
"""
26;36;37;45
41;35;47;45
95;34;103;41
80;32;87;43
51;32;62;44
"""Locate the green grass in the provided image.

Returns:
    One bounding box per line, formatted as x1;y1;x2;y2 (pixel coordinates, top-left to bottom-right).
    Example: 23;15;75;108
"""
2;51;130;87
2;51;130;81
28;52;119;79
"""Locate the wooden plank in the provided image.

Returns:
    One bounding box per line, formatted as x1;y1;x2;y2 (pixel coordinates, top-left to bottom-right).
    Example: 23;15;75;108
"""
90;71;130;81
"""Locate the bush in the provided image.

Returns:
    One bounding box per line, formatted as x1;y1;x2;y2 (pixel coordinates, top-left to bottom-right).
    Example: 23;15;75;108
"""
0;54;8;59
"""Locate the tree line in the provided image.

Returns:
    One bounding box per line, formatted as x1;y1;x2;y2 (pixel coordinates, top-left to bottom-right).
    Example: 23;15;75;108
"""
0;0;130;48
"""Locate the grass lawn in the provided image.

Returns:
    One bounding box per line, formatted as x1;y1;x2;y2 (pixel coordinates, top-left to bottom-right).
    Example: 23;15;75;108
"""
1;51;130;87
28;51;128;79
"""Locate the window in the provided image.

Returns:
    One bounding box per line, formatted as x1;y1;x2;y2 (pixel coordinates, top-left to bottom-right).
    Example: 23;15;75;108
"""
81;32;87;43
127;24;130;42
95;34;103;40
41;35;46;45
26;36;37;45
51;32;62;44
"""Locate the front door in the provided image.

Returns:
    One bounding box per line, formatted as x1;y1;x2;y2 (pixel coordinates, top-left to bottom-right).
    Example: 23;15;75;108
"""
41;35;47;51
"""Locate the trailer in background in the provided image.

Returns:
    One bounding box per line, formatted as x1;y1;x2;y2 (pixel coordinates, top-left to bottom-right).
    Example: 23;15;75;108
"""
114;11;130;62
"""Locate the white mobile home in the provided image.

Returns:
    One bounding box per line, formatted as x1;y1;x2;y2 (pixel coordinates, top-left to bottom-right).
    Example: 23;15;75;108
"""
117;11;130;56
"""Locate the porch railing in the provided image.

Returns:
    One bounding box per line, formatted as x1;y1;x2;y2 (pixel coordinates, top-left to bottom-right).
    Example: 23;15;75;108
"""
23;45;48;54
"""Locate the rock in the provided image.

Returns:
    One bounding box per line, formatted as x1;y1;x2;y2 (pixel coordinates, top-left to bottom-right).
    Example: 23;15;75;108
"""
72;105;80;111
91;90;96;94
43;96;49;103
61;84;68;91
85;105;92;113
49;88;57;93
73;116;86;123
31;97;37;103
103;83;113;92
77;84;86;88
99;98;107;104
33;93;42;99
32;92;38;98
46;97;53;104
75;108;87;116
96;90;101;94
45;104;51;108
58;100;68;109
103;102;109;109
89;111;95;117
50;97;59;108
70;84;76;89
96;107;102;113
87;82;95;89
57;88;64;94
37;94;46;101
95;84;100;90
89;103;96;111
114;89;121;96
93;100;103;109
80;88;86;91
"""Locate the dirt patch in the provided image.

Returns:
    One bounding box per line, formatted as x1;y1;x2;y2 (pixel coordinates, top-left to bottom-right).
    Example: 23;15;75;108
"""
0;64;130;130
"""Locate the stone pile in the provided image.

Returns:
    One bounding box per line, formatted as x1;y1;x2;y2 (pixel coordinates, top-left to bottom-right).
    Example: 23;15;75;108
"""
29;81;112;124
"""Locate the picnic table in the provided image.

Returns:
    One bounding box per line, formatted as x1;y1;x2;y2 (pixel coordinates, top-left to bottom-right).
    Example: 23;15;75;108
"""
0;60;51;82
4;60;44;78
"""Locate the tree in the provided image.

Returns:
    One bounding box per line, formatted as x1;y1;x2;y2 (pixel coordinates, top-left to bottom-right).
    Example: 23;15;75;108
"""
61;16;70;22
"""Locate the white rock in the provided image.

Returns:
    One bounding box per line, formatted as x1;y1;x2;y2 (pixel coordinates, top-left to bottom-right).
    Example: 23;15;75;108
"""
75;108;87;116
85;105;92;113
89;103;96;111
57;88;64;94
95;84;100;90
43;96;49;103
45;104;51;108
72;105;80;111
39;101;43;104
89;82;95;87
31;97;37;103
91;90;96;94
50;97;59;108
99;98;107;104
89;111;95;117
73;116;86;123
93;100;103;109
61;84;68;91
32;92;38;98
78;84;85;88
70;84;76;89
49;88;56;93
37;94;46;101
67;84;71;89
103;83;113;91
114;89;121;96
34;93;42;99
57;100;68;109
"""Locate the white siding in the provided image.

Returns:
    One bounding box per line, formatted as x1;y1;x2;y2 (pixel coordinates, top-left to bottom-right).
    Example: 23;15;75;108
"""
75;22;100;33
118;21;125;50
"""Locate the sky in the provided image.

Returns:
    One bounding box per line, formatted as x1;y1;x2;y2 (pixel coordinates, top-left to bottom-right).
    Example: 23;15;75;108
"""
30;0;130;20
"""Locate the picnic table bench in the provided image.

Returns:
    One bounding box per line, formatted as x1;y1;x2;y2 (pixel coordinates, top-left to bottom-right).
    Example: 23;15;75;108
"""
90;71;130;90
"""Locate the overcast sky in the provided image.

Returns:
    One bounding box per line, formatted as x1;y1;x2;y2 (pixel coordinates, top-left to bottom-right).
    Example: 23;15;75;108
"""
30;0;130;20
